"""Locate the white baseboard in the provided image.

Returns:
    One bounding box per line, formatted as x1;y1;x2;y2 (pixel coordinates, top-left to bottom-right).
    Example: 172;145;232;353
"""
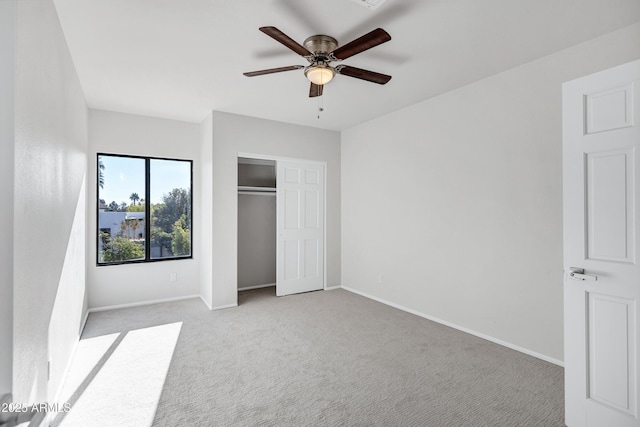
237;283;275;291
341;286;564;367
237;284;341;292
52;338;79;403
212;303;238;311
238;284;341;292
88;294;201;313
79;309;90;336
200;295;213;310
50;309;88;422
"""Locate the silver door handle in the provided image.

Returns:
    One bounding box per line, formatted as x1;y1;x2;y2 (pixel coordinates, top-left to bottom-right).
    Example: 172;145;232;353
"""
569;267;597;281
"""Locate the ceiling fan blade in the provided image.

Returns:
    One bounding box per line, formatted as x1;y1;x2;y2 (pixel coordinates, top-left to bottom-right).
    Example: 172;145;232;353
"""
336;65;392;85
309;83;323;98
259;26;310;57
331;28;391;60
243;65;303;77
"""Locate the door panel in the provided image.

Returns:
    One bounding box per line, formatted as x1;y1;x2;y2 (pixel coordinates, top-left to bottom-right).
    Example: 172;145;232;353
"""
304;239;319;278
276;161;324;296
305;169;319;185
285;167;300;183
563;60;640;427
586;149;635;262
585;84;634;134
304;190;319;228
284;189;300;229
588;293;635;414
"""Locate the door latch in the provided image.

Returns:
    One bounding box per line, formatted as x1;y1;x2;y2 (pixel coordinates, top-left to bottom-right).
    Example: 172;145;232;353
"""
569;267;598;281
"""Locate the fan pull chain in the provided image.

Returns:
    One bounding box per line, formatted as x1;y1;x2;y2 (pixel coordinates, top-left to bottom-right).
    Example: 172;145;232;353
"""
317;95;324;119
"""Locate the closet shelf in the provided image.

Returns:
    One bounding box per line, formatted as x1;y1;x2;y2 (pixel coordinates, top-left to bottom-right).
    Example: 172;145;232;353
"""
238;186;276;194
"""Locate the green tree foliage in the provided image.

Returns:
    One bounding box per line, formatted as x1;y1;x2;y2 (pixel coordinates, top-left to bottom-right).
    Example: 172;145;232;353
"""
150;227;172;250
171;215;191;256
100;221;145;263
127;203;145;212
101;188;191;261
152;188;191;232
150;188;191;257
130;192;140;206
101;236;144;262
105;201;130;212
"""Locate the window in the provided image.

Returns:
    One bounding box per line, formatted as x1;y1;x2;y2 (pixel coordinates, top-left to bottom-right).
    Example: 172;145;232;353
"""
97;154;192;265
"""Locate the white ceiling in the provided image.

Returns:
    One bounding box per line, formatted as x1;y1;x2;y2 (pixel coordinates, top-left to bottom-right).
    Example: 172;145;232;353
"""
53;0;640;131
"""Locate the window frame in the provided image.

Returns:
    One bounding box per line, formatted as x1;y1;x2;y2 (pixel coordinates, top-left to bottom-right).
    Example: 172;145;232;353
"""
96;153;194;266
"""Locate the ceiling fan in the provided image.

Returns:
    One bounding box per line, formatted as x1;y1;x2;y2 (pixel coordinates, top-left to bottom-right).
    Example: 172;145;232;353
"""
243;26;392;97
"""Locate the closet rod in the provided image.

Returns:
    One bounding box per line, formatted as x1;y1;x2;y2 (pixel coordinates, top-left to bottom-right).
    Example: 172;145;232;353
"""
238;191;276;196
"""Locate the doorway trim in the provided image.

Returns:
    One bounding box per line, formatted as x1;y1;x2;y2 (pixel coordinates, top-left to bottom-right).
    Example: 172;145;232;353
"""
237;152;328;291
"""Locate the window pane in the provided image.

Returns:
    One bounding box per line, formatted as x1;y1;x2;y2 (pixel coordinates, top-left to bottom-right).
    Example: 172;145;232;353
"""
98;155;146;263
150;159;192;259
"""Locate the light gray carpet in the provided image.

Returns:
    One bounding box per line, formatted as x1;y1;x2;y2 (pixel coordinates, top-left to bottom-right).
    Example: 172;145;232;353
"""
77;288;564;426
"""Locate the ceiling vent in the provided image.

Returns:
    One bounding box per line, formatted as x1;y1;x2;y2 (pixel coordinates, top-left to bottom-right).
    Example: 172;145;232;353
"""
349;0;387;10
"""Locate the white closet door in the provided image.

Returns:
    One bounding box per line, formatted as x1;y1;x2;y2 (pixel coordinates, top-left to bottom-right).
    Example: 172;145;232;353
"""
276;161;324;296
563;60;640;427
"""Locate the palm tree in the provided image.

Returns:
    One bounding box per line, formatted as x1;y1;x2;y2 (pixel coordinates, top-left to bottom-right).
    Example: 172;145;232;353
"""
130;193;140;206
98;158;105;189
130;218;141;240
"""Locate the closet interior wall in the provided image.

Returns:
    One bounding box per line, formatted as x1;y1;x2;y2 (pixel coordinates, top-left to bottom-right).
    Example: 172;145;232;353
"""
237;159;276;290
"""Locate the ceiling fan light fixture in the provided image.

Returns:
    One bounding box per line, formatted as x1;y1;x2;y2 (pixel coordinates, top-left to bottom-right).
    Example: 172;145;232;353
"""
305;65;335;86
349;0;387;10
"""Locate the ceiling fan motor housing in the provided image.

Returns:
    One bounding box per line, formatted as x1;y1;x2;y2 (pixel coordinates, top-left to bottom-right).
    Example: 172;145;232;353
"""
303;35;338;57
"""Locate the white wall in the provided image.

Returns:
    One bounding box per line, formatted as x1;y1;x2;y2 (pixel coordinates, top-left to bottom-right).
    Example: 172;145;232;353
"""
88;109;202;309
199;112;213;309
0;0;16;397
211;111;341;308
13;0;88;404
238;194;276;288
341;23;640;363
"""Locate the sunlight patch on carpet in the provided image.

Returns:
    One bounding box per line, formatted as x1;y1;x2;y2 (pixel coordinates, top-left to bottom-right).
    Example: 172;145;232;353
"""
58;322;182;427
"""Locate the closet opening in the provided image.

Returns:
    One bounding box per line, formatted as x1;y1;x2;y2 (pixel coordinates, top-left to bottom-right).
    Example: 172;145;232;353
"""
237;154;326;301
237;157;277;299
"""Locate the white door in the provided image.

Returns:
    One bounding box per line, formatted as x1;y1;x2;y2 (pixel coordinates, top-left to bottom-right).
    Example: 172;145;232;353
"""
563;59;640;427
276;160;324;296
